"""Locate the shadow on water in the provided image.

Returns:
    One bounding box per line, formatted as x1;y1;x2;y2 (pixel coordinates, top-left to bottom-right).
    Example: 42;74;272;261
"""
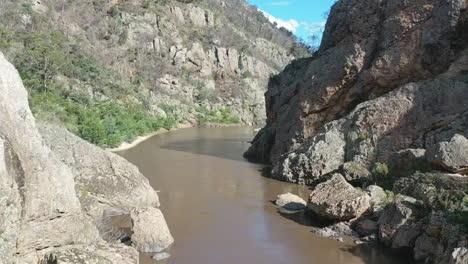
339;243;415;264
160;138;252;162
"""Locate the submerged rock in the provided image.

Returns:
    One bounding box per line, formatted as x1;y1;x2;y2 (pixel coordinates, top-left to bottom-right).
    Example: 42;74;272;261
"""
153;252;171;261
276;193;307;212
308;174;371;221
130;207;174;253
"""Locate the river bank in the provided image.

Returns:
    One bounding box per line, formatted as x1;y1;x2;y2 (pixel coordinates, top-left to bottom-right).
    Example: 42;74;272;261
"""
108;122;247;152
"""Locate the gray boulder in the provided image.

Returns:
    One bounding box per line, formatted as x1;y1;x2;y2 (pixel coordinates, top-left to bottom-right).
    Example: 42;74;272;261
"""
426;134;468;174
276;193;307;212
38;124;160;221
308;174;371;220
130;207;174;253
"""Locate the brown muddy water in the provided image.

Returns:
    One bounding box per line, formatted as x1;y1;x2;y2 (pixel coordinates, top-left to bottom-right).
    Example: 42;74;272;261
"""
117;127;412;264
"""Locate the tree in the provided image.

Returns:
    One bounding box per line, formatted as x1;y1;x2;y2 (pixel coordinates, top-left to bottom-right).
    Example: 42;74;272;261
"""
16;33;70;91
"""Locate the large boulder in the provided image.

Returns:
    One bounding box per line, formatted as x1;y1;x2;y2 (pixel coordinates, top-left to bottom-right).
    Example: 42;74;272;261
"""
130;207;174;253
38;124;160;221
426;134;468;174
308;174;371;220
0;52;138;263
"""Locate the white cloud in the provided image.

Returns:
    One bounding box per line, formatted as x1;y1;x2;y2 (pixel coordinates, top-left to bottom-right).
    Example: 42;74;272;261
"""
301;21;326;36
260;10;300;33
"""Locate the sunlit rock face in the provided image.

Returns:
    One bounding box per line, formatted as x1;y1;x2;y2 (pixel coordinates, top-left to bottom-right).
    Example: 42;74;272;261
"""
0;53;172;263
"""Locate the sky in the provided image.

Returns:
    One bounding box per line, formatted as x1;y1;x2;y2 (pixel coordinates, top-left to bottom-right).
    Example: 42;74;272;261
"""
246;0;337;45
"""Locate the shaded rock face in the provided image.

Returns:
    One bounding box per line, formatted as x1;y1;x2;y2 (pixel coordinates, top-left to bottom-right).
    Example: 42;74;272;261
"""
0;53;171;262
308;174;371;220
269;75;468;184
246;0;468;162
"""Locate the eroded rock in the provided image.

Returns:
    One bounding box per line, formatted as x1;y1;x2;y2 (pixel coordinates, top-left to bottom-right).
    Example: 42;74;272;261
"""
308;174;371;220
130;207;174;253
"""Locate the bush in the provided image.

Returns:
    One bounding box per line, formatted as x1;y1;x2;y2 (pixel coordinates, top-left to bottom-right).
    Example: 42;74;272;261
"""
196;106;240;125
29;90;179;147
372;162;391;188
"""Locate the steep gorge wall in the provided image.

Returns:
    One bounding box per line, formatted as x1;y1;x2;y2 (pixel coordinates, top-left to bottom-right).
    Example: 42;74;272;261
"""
0;52;171;263
246;0;468;163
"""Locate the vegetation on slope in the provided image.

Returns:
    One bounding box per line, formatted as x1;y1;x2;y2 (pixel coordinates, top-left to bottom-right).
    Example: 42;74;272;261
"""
1;27;179;147
0;0;310;147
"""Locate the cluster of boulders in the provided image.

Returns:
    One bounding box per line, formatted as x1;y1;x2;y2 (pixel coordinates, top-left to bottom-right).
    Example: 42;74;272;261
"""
274;143;468;264
0;53;173;263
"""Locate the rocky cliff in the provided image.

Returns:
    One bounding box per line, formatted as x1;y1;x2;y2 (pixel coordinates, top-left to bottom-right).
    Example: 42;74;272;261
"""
0;0;309;147
0;52;172;263
246;0;468;263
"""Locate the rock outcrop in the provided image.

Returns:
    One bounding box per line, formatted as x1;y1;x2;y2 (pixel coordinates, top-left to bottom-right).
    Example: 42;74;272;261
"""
246;0;468;162
245;0;468;263
0;53;172;262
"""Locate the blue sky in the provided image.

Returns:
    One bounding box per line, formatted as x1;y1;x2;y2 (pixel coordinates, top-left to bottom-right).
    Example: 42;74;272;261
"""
246;0;336;45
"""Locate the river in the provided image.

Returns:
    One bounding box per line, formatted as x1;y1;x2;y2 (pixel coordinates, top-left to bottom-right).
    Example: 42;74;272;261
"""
117;127;412;264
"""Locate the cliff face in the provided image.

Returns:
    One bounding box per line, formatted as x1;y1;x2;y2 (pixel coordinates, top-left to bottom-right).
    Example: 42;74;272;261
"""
0;52;171;263
0;0;308;128
246;0;468;163
245;0;468;263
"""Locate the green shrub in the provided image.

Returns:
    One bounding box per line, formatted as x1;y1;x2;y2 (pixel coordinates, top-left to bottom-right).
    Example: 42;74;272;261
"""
372;162;392;188
196;106;240;124
373;162;389;176
29;90;179;147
